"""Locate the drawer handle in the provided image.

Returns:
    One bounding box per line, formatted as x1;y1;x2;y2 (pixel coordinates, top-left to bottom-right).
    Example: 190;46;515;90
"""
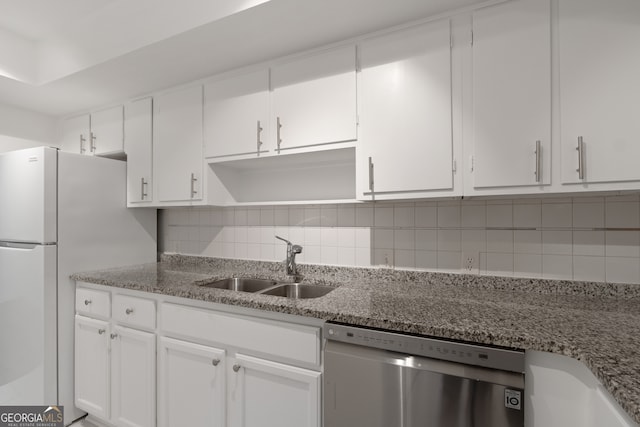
212;359;220;367
84;299;92;306
232;364;241;373
125;308;134;315
110;333;118;339
98;329;106;335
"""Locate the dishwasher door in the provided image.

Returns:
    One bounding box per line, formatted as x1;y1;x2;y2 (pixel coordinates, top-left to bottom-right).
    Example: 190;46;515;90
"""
324;340;524;427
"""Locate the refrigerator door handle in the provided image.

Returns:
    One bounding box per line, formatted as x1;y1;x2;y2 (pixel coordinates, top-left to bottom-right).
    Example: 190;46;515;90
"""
0;242;40;250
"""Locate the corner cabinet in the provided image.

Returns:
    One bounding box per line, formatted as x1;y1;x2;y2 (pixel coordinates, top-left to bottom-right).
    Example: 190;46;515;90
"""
125;98;153;206
559;0;640;186
271;45;357;153
357;19;455;200
470;0;551;190
154;85;204;203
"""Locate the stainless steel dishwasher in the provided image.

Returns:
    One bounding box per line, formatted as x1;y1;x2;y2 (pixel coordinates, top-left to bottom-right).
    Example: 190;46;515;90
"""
324;322;525;427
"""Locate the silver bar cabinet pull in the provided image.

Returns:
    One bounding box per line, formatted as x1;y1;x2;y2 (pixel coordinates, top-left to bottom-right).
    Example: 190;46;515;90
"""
368;157;374;191
190;173;198;198
90;132;96;153
140;178;148;200
257;120;263;154
80;135;86;154
534;140;541;183
276;117;282;154
576;136;584;180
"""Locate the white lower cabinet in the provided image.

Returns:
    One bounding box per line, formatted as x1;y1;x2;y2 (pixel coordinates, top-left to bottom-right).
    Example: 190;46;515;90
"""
75;318;156;427
227;353;320;427
158;337;226;427
75;284;322;427
75;287;156;427
75;315;110;419
158;302;322;427
112;326;156;427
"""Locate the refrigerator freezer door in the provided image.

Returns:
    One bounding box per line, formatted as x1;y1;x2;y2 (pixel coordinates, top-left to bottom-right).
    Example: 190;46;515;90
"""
0;147;57;244
0;243;57;405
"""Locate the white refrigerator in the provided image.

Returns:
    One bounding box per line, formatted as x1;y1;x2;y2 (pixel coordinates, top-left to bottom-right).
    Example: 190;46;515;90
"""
0;147;157;425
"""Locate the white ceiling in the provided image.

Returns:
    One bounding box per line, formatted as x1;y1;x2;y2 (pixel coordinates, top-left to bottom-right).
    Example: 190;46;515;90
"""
0;0;492;118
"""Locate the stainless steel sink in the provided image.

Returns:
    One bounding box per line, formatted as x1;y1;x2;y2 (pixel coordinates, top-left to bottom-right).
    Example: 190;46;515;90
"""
201;277;278;293
259;283;335;299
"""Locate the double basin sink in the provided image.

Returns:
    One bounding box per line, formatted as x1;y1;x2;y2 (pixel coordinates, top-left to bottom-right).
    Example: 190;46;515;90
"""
200;277;335;299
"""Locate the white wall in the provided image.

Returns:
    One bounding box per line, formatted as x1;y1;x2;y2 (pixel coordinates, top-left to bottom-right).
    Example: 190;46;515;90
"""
159;194;640;285
0;103;56;152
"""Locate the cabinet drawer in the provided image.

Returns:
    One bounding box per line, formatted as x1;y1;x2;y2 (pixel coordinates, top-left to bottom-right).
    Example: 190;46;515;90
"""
113;294;156;330
161;303;320;366
76;288;110;318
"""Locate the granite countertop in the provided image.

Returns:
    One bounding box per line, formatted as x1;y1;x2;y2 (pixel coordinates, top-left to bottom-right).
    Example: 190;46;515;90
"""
72;254;640;424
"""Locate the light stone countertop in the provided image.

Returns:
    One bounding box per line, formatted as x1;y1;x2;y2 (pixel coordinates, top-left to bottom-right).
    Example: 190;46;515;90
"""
72;254;640;424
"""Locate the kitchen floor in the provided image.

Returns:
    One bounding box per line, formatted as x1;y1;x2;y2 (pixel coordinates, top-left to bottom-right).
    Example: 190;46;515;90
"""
69;418;100;427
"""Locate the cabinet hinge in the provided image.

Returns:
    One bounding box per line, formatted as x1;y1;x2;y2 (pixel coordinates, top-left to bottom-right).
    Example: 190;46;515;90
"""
470;155;475;172
452;160;457;173
470;30;474;46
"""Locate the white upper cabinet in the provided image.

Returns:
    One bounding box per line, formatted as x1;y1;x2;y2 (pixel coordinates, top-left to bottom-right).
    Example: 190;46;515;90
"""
204;69;270;160
357;19;454;199
154;85;204;203
559;0;640;185
471;0;551;189
124;98;153;205
61;107;124;156
271;45;357;152
61;114;91;155
91;105;124;156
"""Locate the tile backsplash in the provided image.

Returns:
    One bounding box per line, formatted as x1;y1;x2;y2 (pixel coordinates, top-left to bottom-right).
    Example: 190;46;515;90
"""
159;194;640;285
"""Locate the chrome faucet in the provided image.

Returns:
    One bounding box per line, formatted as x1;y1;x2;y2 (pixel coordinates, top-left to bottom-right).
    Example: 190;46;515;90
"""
275;235;303;281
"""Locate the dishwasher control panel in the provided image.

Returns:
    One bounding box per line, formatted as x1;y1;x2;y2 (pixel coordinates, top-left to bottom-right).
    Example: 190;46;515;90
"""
324;322;524;373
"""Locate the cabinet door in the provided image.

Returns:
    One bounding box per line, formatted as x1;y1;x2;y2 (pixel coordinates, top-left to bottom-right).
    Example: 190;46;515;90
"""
154;85;204;202
559;0;640;184
272;45;357;152
125;98;153;204
472;0;551;188
112;326;156;427
158;337;226;427
61;114;91;155
358;19;453;197
228;354;321;427
204;70;270;159
75;315;110;419
91;105;124;155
